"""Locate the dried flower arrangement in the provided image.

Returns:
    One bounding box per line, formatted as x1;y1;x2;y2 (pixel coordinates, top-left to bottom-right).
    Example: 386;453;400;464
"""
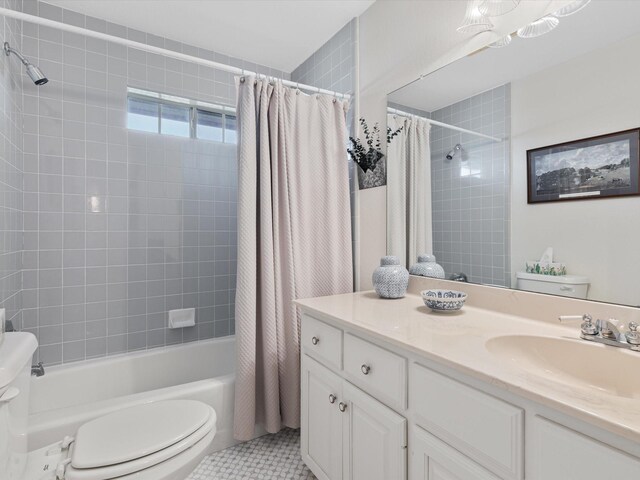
348;118;403;172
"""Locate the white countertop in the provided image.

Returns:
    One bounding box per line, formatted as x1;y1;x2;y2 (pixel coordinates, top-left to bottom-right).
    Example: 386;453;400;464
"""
295;291;640;444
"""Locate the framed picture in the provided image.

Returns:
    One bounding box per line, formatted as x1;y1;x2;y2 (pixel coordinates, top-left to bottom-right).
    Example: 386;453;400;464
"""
527;128;640;204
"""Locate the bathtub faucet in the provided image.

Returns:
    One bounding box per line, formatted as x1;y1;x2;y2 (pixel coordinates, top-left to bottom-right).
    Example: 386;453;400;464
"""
31;362;45;377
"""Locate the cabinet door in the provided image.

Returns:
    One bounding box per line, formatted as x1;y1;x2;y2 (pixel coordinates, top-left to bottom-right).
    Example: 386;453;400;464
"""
301;355;344;480
530;416;640;480
410;426;501;480
342;381;407;480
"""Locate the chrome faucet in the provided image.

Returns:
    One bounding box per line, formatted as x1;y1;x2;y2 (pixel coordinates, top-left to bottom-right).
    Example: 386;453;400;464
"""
31;362;45;377
558;314;640;352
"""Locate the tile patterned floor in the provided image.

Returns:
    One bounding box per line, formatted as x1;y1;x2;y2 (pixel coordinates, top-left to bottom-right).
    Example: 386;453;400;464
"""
188;428;316;479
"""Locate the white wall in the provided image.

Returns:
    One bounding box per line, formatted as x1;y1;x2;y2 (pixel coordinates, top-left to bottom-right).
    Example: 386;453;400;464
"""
511;33;640;306
355;0;572;289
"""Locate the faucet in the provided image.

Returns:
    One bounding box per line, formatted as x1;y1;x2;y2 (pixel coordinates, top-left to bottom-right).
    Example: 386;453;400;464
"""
558;314;640;352
31;362;45;377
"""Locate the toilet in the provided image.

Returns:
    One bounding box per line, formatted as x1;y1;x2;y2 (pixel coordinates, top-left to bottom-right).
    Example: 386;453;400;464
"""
0;332;216;480
516;271;590;299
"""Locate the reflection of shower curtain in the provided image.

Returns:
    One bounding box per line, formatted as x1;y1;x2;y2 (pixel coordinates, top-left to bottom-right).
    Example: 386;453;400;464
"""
387;114;432;267
234;77;353;441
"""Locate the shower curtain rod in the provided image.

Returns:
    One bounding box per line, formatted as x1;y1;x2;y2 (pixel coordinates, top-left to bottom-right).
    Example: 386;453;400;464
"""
387;107;501;142
0;7;351;100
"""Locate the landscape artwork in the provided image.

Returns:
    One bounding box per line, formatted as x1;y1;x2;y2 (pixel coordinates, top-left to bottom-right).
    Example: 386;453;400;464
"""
527;129;640;204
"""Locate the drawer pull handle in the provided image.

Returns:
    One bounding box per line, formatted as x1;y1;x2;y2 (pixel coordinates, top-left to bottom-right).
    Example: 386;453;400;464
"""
329;394;337;404
338;402;347;412
361;364;371;375
311;336;320;345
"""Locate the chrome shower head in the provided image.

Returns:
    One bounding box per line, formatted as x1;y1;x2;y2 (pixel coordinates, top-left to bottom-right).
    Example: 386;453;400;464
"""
445;143;461;160
4;42;48;86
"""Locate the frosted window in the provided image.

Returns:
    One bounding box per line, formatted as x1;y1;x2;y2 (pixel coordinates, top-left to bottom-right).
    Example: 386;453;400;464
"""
197;109;223;142
161;104;190;138
225;115;237;144
127;97;158;133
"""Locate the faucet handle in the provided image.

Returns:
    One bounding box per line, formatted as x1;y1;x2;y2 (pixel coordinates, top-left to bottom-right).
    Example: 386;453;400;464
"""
625;321;640;345
580;314;598;336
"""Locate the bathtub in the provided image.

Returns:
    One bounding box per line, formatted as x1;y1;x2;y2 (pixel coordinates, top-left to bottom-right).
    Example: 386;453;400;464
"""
27;336;252;453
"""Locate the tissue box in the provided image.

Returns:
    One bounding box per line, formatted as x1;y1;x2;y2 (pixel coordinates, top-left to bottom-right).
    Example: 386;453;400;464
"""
525;261;567;276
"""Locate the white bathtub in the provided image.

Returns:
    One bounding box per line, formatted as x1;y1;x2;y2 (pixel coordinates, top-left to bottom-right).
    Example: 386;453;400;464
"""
28;336;251;453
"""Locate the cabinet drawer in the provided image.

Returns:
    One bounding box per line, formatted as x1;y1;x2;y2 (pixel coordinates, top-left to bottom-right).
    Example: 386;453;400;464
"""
410;363;523;480
343;333;406;411
301;314;342;369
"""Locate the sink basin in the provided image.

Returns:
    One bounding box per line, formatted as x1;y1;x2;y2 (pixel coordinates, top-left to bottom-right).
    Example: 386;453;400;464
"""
486;335;640;399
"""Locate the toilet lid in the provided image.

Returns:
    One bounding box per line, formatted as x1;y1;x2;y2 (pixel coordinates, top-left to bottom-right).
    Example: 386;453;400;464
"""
72;400;211;469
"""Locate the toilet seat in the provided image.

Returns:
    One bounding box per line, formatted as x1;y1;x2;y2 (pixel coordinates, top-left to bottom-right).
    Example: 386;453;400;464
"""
58;400;216;480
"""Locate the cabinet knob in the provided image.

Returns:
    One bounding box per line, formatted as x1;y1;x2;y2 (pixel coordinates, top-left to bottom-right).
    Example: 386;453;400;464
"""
338;402;347;412
311;336;319;345
329;394;337;404
361;364;371;375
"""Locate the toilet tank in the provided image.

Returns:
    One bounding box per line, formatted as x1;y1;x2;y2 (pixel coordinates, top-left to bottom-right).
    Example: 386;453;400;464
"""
0;332;38;479
516;272;590;299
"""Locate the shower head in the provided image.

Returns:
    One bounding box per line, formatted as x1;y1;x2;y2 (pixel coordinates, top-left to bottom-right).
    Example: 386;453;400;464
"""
4;42;48;85
445;143;462;160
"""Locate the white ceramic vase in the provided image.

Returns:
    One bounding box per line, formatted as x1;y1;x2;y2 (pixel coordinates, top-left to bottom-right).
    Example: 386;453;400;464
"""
372;256;409;299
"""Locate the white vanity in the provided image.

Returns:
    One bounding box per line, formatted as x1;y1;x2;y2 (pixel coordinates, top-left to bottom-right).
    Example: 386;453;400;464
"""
296;279;640;480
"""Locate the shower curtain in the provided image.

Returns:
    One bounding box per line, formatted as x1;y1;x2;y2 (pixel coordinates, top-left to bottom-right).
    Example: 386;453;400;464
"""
387;114;432;267
234;77;353;440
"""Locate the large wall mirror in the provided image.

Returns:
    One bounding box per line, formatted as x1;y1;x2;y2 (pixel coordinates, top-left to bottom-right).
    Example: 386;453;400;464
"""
386;0;640;307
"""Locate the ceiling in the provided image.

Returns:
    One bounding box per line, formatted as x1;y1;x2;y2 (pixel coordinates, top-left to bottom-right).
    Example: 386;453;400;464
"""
43;0;374;72
389;0;640;112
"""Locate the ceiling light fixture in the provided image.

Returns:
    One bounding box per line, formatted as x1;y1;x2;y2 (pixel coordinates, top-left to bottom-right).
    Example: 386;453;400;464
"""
478;0;521;17
488;34;512;48
457;0;494;34
553;0;592;17
516;15;560;38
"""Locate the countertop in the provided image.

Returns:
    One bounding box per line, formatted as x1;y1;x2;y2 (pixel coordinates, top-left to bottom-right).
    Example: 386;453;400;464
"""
295;291;640;444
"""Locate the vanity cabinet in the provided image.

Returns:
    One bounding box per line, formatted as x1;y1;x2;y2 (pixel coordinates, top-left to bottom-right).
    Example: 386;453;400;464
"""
299;313;640;480
410;426;501;480
530;416;640;479
301;354;407;480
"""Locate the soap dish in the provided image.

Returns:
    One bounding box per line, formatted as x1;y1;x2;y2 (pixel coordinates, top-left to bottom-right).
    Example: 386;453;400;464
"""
421;289;467;313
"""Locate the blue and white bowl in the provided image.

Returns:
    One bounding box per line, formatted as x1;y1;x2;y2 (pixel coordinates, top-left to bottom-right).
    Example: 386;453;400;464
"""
421;289;467;312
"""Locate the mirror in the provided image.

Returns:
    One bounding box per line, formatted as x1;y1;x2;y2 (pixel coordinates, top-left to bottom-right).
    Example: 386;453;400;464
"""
386;0;640;307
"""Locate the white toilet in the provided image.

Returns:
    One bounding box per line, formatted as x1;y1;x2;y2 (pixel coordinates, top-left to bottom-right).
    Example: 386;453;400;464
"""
516;271;590;299
0;332;216;480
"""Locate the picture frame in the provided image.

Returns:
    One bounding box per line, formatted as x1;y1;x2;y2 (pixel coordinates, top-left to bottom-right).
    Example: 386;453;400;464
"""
526;128;640;204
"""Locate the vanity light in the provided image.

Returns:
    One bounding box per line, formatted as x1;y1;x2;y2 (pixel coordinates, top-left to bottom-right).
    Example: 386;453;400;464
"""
488;34;512;48
553;0;591;17
516;15;560;39
478;0;520;17
457;0;494;34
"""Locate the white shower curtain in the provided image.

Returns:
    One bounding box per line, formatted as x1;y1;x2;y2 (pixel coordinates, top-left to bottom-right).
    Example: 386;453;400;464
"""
387;114;432;267
234;77;353;441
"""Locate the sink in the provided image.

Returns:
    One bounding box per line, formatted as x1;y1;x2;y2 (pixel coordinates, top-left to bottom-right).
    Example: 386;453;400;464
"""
486;335;640;399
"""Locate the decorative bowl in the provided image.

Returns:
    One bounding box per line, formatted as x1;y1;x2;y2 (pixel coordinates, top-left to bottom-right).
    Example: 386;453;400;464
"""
421;289;467;313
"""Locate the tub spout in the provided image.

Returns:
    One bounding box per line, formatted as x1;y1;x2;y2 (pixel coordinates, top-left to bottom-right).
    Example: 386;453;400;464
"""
31;361;45;377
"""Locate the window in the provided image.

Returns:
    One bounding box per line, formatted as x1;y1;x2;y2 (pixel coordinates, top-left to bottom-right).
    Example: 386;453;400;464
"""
126;88;236;143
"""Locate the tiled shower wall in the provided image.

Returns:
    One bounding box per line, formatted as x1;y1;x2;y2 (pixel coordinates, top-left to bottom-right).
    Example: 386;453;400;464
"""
0;0;23;333
430;84;511;287
19;0;289;365
291;19;357;284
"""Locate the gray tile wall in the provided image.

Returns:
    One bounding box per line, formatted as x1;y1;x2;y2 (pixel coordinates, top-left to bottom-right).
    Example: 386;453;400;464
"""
0;0;24;333
430;84;511;287
291;20;357;285
18;0;289;365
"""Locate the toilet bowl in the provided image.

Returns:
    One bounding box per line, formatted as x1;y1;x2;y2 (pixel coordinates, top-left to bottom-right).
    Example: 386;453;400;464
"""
0;332;216;480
